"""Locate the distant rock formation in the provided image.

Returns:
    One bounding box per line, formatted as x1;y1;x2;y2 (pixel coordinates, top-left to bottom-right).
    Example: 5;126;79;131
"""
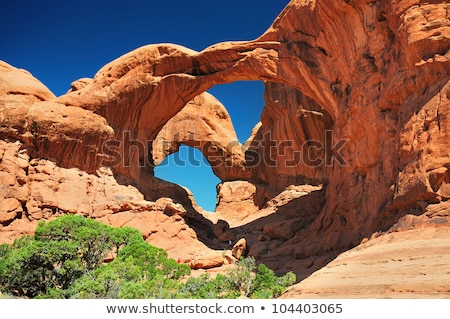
1;0;450;284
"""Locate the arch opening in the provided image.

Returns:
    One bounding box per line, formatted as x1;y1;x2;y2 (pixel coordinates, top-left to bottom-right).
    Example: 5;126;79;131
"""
154;145;220;212
207;80;265;143
153;80;268;211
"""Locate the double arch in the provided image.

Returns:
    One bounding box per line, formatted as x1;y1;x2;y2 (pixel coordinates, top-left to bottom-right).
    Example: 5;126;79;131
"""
57;40;337;187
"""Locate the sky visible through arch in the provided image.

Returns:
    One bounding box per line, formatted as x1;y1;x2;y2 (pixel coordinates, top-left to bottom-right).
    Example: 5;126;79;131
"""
1;0;290;211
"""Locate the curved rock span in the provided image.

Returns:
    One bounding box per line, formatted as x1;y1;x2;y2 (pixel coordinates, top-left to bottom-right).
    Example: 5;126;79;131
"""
1;0;450;296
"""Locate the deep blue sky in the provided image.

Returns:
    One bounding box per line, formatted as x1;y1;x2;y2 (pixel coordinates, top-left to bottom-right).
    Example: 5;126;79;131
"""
1;0;290;211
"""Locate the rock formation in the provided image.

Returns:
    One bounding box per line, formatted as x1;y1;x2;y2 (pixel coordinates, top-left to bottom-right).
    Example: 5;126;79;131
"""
1;0;450;298
215;180;266;222
152;91;247;181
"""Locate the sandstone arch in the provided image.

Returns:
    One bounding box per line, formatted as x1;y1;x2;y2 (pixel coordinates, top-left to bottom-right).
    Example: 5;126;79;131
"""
55;40;336;184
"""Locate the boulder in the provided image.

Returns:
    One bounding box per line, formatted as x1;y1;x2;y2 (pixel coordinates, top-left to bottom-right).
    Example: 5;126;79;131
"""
189;254;225;270
0;198;22;224
156;197;187;217
67;78;93;93
232;238;247;260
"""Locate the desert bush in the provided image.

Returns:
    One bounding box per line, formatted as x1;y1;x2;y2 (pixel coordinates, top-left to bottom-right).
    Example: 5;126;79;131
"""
226;256;256;296
64;238;190;299
0;235;83;297
178;257;296;299
34;215;137;271
0;215;188;298
178;273;240;299
251;263;296;298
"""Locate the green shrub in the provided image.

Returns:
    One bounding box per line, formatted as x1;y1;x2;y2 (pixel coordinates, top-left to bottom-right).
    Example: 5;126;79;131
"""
226;256;256;296
0;237;83;297
65;240;190;299
251;263;296;298
177;257;296;299
34;215;138;271
0;243;10;258
0;215;188;298
178;273;239;299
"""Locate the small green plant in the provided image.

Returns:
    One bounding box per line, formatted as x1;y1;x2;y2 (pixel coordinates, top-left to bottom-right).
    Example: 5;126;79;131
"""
252;263;296;298
178;273;239;299
227;256;256;296
178;256;296;299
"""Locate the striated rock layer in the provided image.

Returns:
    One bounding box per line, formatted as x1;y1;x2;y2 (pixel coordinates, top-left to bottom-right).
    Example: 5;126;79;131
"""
1;0;450;296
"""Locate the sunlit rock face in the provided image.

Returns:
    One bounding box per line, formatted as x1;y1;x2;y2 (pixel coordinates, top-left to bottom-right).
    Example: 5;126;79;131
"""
1;0;450;276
